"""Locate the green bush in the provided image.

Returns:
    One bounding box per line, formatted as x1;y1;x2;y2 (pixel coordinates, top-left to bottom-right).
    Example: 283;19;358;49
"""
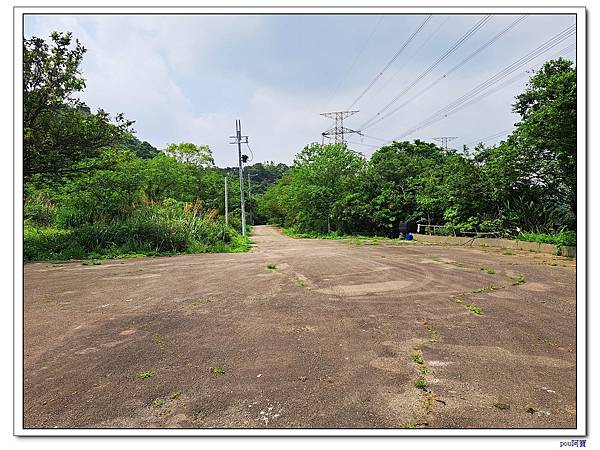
516;230;576;247
24;192;56;227
24;201;249;261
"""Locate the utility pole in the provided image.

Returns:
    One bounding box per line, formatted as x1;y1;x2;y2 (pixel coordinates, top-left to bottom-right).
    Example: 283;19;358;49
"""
320;110;362;144
229;120;249;236
224;176;229;227
432;136;458;151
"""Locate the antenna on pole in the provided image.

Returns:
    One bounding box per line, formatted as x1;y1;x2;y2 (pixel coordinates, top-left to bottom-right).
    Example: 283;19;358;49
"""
229;119;249;236
432;136;458;151
320;110;362;144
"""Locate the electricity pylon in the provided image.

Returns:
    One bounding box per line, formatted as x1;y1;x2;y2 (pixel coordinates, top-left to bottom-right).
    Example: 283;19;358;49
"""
432;136;458;151
320;110;362;144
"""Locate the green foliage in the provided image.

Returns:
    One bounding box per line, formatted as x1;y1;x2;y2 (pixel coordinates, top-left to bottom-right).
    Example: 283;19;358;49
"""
516;230;576;247
122;134;159;159
414;379;428;390
24;200;249;261
466;304;482;315
24;32;133;180
509;274;526;286
164;142;215;167
412;352;424;365
259;59;576;238
136;370;155;379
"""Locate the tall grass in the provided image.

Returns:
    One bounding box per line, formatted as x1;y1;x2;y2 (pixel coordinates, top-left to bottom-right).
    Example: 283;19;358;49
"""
24;200;249;261
516;230;576;247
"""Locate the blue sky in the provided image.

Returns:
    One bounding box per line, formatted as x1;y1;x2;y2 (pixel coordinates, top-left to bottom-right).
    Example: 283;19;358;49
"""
24;13;576;166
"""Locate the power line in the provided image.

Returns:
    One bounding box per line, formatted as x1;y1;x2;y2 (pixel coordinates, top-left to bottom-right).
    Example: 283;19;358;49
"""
465;128;514;147
359;15;494;130
390;25;576;141
346;15;433;110
360;14;527;131
345;140;379;149
364;15;452;107
325;15;385;109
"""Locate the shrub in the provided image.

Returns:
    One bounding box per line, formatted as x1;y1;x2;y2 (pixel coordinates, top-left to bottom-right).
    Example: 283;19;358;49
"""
516;230;576;247
24;192;56;227
24;200;248;261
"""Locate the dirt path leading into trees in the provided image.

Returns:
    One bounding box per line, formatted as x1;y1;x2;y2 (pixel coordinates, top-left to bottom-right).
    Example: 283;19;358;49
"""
23;225;577;430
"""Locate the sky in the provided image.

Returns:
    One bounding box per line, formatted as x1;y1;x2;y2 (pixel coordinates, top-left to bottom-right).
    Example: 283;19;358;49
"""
24;13;576;167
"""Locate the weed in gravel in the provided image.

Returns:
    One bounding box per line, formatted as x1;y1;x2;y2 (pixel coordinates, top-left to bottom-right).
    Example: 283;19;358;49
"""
423;392;435;414
466;304;483;315
425;324;440;343
209;367;225;375
152;332;165;350
136;370;155;379
397;422;426;429
419;365;429;376
494;402;511;410
412;352;424;365
472;284;505;293
525;403;537;414
169;391;182;399
152;398;165;408
510;274;526;286
415;379;428;391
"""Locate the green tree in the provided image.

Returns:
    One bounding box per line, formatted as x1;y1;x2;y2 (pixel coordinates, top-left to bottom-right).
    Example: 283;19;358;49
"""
164;142;215;167
511;58;577;218
23;31;133;179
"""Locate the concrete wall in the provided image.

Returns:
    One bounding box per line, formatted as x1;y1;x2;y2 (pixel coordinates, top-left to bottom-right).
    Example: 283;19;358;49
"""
413;234;576;258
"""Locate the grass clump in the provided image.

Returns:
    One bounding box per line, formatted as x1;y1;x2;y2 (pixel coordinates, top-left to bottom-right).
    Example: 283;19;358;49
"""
414;378;428;391
480;267;496;275
412;352;424;365
466;304;483;315
209;367;225;375
425;324;440;343
510;274;526;286
152;398;165;408
472;284;505;293
266;263;277;270
136;370;155;379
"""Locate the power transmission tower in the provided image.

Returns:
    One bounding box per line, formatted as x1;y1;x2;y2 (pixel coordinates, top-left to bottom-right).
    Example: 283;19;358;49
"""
229;120;249;236
320;110;362;144
432;136;458;151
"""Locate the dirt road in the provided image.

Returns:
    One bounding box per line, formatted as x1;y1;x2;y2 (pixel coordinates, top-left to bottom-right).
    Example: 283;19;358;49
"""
23;225;577;429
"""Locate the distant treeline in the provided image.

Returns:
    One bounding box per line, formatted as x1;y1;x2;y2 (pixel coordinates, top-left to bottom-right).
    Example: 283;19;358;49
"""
255;58;576;240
